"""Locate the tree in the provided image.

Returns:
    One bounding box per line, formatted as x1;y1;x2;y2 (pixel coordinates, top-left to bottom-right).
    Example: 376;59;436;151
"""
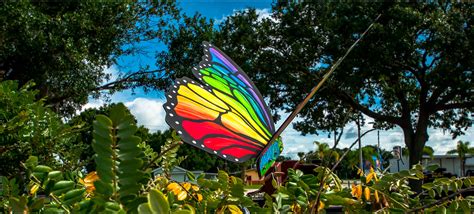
0;80;80;178
0;1;181;115
160;2;473;191
447;141;474;177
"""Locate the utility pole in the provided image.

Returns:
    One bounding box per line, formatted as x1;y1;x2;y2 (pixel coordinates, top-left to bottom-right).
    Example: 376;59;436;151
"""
377;130;380;156
358;114;363;171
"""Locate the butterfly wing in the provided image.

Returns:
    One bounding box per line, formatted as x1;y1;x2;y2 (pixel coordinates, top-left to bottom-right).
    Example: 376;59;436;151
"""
164;42;278;163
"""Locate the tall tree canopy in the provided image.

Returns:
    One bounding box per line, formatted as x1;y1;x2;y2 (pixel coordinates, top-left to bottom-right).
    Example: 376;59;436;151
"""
159;2;473;191
0;1;180;115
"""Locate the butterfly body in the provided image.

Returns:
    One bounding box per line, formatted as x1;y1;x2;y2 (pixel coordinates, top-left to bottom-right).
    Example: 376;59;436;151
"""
164;42;282;176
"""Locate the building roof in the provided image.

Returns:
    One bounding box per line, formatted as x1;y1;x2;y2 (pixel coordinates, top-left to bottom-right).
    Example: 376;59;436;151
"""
152;166;204;175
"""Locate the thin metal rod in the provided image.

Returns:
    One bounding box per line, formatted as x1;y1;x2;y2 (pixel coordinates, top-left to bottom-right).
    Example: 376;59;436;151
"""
267;14;382;147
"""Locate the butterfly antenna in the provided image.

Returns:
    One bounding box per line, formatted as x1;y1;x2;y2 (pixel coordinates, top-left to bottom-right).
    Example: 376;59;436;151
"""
267;14;382;146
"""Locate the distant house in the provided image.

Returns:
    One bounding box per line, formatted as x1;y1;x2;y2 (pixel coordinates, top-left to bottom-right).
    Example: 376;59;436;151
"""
389;154;474;176
152;166;217;182
243;169;263;185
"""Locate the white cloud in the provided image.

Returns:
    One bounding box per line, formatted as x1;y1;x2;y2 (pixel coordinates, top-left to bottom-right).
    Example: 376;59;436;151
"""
275;111;473;158
125;98;169;133
79;99;106;113
215;8;273;24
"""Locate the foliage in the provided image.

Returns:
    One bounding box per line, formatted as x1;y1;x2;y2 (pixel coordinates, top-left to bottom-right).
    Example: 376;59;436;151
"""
268;164;473;213
159;2;473;191
0;1;181;115
89;103;146;212
0;80;82;178
139;171;268;214
1;103;473;213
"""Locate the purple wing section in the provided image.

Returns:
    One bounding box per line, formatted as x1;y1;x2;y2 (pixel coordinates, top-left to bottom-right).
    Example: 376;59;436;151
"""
208;46;274;131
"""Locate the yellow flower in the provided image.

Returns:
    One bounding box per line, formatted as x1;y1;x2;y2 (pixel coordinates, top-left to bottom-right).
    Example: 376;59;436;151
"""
182;182;191;191
374;190;379;203
351;184;363;199
167;182;189;201
357;168;363;176
79;171;99;193
30;184;39;195
191;185;199;191
196;193;203;202
366;172;374;183
225;205;243;214
318;201;325;211
167;183;181;194
177;191;187;201
364;187;371;201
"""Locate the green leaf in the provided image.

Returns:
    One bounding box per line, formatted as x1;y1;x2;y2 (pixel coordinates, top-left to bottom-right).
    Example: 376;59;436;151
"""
459;200;470;214
138;203;153;213
51;180;75;195
63;189;85;201
437;206;447;214
173;210;193;214
429;189;436;198
426;164;439;172
148;189;170;214
47;171;63;180
25;156;38;170
186;171;196;181
43;208;66;214
33;165;53;173
463;178;471;187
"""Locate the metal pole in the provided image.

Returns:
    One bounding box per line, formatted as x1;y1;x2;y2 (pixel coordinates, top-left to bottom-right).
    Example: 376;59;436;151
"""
358;115;363;171
397;159;400;172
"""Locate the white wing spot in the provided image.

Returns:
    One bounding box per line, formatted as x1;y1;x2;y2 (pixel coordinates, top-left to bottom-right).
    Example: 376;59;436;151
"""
176;81;180;84
173;85;177;88
183;79;187;83
213;151;217;154
235;158;239;162
172;90;176;93
169;113;174;117
201;144;205;148
171;103;175;106
192;140;197;144
177;131;182;134
166;106;171;110
199;65;202;68
168;95;172;98
223;155;227;158
175;121;179;124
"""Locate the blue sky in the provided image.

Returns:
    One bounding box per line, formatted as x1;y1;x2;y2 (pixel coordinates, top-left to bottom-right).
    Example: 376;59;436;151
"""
84;0;472;158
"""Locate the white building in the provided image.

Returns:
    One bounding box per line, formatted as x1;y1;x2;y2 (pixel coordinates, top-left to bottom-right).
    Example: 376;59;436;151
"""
152;166;217;182
389;154;474;177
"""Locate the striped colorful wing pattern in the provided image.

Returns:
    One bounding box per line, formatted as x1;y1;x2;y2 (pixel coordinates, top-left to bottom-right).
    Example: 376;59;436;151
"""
164;42;276;163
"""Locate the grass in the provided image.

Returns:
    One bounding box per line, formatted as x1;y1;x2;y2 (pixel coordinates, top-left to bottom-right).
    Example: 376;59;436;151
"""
244;184;262;190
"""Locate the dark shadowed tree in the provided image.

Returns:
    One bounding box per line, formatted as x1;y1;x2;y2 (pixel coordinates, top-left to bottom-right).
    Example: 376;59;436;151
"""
0;1;181;115
159;2;473;191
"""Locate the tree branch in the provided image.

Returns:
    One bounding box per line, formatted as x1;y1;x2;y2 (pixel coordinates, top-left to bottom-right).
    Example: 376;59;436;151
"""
407;187;474;213
94;68;167;91
335;89;403;127
434;101;474;111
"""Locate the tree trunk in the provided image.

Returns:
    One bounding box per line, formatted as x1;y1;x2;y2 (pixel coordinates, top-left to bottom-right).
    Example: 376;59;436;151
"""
403;127;428;193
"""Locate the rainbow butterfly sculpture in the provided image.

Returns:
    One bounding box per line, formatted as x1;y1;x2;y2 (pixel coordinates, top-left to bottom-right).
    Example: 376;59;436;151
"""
164;42;282;176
